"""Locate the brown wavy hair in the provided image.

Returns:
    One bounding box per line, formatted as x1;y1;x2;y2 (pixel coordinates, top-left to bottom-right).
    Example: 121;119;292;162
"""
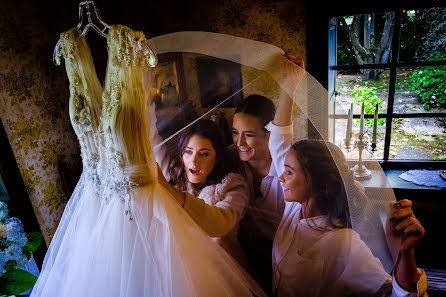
289;140;354;229
167;119;241;195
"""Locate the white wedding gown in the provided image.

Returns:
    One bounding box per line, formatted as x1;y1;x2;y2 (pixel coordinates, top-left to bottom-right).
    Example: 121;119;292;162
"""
30;25;265;297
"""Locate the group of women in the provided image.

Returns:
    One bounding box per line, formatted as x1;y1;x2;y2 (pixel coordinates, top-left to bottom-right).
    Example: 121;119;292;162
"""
153;58;427;297
32;25;427;297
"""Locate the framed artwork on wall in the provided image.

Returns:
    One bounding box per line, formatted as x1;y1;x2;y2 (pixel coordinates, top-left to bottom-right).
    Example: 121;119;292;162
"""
195;55;243;108
151;53;196;140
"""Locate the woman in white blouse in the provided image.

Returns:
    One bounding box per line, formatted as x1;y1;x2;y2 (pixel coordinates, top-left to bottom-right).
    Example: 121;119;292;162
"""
272;139;427;297
156;119;250;268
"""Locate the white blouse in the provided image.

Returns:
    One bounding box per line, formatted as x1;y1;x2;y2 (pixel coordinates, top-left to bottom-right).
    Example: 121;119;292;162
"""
272;202;428;297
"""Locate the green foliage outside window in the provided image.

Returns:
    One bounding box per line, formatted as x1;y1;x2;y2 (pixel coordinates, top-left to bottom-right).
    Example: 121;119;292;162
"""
351;85;385;127
409;52;446;110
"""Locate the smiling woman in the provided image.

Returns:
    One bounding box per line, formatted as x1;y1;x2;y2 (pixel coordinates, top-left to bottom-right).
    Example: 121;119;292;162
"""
232;112;271;162
231;94;287;293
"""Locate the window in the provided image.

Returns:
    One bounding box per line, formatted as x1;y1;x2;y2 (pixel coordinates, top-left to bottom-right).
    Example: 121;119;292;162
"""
329;8;446;161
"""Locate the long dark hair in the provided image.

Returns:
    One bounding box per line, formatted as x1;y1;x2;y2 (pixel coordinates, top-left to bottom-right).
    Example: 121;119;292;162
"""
289;140;352;229
168;119;240;195
234;94;276;130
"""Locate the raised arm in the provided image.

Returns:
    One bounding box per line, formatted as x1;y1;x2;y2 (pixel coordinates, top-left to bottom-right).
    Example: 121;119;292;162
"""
272;54;304;127
267;55;305;175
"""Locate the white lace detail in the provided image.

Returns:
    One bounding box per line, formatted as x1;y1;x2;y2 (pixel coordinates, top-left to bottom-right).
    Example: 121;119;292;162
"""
61;25;153;219
60;28;101;175
100;25;155;219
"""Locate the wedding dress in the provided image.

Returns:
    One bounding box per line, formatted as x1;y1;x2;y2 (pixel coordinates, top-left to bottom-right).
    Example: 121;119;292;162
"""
30;25;266;297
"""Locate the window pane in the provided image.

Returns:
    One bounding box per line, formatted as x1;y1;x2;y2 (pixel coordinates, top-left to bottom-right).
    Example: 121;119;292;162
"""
334;69;388;161
334;117;386;161
336;13;394;66
390;117;446;160
335;69;389;116
396;66;446;113
399;7;446;63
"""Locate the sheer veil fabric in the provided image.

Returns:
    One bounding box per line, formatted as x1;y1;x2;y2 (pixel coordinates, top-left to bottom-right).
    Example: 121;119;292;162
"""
31;25;266;297
149;30;399;269
149;31;401;295
32;26;399;297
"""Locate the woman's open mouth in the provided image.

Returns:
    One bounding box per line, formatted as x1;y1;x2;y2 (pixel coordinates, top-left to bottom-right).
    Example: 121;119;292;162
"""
189;168;201;175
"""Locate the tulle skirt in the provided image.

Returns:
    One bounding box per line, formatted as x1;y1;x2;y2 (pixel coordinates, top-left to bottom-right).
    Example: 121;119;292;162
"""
31;172;265;297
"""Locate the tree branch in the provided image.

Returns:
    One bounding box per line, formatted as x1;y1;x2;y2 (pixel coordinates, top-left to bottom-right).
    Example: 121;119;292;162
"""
375;12;395;64
350;15;373;59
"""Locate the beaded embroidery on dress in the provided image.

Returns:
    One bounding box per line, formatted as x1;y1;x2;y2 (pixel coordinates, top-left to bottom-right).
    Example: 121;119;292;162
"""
30;25;266;297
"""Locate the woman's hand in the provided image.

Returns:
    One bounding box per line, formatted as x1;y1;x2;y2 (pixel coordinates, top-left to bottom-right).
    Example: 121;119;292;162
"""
388;199;425;251
388;199;425;291
284;53;305;69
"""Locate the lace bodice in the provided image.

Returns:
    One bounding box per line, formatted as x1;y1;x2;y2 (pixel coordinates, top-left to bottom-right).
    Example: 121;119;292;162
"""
61;25;157;202
101;25;156;193
60;28;103;174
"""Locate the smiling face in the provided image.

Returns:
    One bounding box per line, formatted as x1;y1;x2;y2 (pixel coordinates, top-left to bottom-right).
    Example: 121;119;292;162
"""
182;135;217;185
232;112;270;162
278;150;309;204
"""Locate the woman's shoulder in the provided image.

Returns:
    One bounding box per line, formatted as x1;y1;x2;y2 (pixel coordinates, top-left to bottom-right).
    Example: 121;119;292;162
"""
324;228;379;260
200;172;246;191
198;173;249;205
214;173;248;199
219;172;248;190
326;227;359;240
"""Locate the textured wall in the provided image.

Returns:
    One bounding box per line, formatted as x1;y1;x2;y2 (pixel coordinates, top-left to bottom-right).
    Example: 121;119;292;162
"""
0;1;81;244
212;0;306;62
211;0;307;140
1;0;306;245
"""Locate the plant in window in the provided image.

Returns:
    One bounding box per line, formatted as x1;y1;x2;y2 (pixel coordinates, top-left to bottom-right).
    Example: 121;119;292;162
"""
0;201;42;297
351;85;385;127
409;52;446;110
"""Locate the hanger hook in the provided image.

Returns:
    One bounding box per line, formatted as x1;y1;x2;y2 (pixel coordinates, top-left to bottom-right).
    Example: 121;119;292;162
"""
143;40;158;67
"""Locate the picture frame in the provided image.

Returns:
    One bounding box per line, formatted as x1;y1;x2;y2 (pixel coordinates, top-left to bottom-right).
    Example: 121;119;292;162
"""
151;53;195;139
195;55;243;108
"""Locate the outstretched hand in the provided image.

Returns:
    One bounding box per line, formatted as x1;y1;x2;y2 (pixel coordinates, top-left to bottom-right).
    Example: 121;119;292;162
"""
387;199;425;252
284;53;305;70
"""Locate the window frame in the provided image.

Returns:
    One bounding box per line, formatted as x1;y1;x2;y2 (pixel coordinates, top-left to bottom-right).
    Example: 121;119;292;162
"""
323;6;446;164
